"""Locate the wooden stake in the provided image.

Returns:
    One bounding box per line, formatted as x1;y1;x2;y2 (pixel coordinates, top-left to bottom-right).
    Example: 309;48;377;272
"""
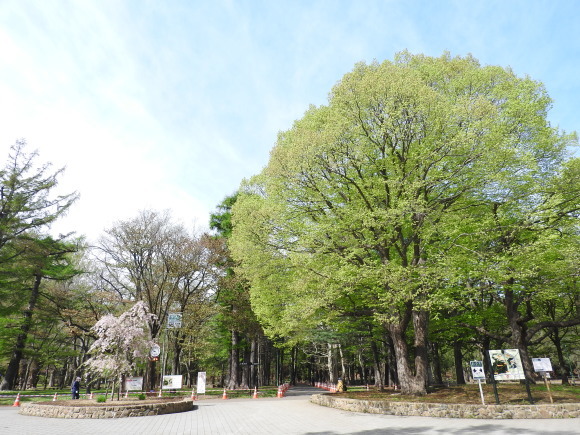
544;373;553;404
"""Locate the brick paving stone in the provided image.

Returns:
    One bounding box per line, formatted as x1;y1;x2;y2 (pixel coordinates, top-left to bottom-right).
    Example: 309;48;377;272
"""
0;385;578;435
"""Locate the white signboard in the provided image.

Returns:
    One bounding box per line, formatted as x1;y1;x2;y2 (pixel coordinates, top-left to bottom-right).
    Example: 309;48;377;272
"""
167;313;182;329
125;377;143;391
197;372;206;394
489;349;526;381
162;375;183;390
532;358;553;373
470;360;485;380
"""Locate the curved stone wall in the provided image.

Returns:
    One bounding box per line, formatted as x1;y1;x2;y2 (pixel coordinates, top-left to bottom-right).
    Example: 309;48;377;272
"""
19;399;194;419
310;394;579;419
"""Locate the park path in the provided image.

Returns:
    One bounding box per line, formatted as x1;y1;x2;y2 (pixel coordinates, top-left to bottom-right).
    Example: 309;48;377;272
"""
0;384;578;435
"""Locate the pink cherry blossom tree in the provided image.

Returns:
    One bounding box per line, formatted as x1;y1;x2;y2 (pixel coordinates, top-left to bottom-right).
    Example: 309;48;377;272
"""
85;301;157;399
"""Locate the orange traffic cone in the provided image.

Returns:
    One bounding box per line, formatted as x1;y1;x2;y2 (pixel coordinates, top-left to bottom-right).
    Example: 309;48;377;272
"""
158;389;162;397
52;392;58;401
191;390;197;401
277;386;283;398
252;387;258;399
222;388;228;399
89;392;94;399
12;393;21;407
124;390;129;399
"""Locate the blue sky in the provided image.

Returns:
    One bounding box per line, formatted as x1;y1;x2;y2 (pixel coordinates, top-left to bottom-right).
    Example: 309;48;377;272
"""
1;0;578;242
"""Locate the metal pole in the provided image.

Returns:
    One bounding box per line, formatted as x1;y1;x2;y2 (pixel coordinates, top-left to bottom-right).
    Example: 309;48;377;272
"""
478;379;486;405
160;326;167;394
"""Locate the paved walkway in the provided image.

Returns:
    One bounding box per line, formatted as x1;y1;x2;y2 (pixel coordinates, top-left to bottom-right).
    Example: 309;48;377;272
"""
0;385;578;435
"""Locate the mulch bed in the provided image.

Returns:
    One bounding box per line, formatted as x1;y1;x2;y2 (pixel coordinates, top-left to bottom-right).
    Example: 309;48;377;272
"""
338;384;580;405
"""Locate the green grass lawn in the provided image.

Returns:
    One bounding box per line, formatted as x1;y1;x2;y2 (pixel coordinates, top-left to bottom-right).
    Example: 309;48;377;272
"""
0;386;282;406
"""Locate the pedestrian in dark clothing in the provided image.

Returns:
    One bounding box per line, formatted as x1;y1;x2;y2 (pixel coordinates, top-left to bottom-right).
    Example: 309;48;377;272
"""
71;377;81;399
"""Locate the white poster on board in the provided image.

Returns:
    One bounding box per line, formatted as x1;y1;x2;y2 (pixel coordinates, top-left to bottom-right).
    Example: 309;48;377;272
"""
532;357;553;373
125;377;143;391
197;372;206;394
162;375;183;389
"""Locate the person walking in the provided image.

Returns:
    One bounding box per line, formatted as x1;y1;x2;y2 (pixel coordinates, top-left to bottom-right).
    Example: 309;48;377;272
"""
71;377;80;399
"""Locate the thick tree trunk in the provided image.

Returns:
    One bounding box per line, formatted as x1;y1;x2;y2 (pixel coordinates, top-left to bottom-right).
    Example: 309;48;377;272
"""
261;338;271;386
0;274;42;391
338;344;347;382
146;360;157;391
240;345;250;389
453;341;466;384
388;309;429;395
327;343;338;384
386;334;398;387
550;330;569;385
430;342;443;385
277;347;284;385
505;289;536;382
250;338;258;388
289;345;298;385
226;330;240;389
369;338;384;389
171;335;182;375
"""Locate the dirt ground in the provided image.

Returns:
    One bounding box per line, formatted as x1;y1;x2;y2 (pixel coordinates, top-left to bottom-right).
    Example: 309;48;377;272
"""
339;384;580;405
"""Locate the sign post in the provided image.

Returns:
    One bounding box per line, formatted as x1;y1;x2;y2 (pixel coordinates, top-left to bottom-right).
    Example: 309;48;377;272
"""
489;349;533;404
470;361;486;405
533;357;554;404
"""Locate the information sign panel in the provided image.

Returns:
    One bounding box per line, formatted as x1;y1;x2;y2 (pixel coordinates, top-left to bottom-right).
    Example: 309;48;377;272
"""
167;313;182;329
488;349;525;380
197;372;206;394
162;375;183;389
470;360;485;380
532;358;553;373
125;377;143;391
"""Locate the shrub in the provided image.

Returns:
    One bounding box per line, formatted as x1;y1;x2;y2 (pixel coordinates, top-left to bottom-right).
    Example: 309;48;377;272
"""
137;393;146;400
96;396;107;403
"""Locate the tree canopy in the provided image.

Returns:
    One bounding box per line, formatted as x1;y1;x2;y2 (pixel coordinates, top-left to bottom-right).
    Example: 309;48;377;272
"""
230;52;579;394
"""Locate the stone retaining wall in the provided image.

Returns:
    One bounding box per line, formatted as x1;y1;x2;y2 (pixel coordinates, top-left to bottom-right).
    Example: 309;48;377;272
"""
310;394;579;419
19;399;194;418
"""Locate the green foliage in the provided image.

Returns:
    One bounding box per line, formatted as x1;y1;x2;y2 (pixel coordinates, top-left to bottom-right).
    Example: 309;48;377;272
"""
230;51;578;393
96;395;106;403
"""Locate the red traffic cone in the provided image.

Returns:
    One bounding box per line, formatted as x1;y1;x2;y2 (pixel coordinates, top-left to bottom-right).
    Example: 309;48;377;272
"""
191;390;197;400
124;390;129;399
12;393;21;407
52;392;58;401
222;388;228;399
158;389;162;397
277;386;283;398
252;387;258;399
89;392;94;399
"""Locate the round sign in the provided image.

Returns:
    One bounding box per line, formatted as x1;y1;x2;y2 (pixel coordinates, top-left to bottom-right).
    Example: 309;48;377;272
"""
150;344;161;357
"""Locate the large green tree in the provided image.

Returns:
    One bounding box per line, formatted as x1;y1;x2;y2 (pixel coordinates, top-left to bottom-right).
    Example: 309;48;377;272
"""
230;52;577;394
0;140;79;390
